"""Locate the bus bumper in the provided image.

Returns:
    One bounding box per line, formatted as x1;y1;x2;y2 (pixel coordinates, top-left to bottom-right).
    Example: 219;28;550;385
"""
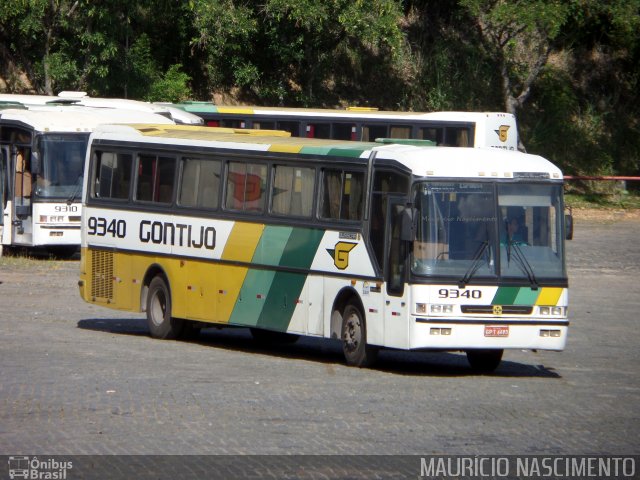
410;317;568;351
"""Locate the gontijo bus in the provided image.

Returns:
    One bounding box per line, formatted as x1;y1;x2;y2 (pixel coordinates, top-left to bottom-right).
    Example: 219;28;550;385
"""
0;107;174;255
78;124;570;371
166;102;519;151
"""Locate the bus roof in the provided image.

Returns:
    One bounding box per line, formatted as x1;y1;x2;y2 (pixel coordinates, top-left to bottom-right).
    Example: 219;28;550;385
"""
90;124;562;181
0;93;203;125
170;102;514;122
0;107;175;133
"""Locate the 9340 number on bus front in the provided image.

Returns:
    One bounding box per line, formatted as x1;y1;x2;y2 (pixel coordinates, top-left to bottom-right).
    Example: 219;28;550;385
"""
438;288;482;299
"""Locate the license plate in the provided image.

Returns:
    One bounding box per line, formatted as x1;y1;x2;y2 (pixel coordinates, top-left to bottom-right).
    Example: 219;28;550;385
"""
484;325;509;337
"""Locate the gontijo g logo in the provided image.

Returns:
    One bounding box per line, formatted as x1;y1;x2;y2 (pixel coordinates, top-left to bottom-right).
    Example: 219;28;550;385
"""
327;241;357;270
495;125;510;143
8;456;73;479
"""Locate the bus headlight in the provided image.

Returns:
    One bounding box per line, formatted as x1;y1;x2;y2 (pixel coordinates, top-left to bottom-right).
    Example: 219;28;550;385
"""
540;306;566;316
430;304;453;314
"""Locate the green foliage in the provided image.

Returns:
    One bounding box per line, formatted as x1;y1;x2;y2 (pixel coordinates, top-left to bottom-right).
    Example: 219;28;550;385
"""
146;64;192;102
0;0;638;184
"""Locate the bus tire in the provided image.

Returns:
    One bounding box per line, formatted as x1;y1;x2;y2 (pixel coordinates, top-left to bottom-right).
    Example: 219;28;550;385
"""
146;276;183;339
466;349;503;373
341;302;377;367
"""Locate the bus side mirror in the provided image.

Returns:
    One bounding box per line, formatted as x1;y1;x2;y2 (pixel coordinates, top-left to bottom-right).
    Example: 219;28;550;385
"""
31;151;41;176
565;213;573;240
400;206;414;242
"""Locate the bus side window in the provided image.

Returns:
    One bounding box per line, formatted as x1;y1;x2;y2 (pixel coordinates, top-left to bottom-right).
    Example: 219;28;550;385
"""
320;169;364;221
92;151;133;200
332;123;355;141
389;125;412;139
271;165;315;217
135;155;176;203
276;121;300;137
362;124;387;142
225;161;267;213
178;158;221;210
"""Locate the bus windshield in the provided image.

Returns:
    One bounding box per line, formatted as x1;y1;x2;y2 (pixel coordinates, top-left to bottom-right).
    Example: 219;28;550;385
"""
411;181;565;282
34;133;88;199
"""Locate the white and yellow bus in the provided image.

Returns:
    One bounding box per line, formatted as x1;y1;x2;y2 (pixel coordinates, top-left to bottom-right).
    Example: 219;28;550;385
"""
78;124;570;371
167;102;519;150
0;107;174;255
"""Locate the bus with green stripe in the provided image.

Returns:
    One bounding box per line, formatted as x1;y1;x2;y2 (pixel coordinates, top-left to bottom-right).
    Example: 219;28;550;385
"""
161;102;519;151
78;124;570;371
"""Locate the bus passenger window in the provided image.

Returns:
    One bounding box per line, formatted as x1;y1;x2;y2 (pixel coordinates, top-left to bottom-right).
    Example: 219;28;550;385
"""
320;169;364;221
418;127;442;145
179;158;221;209
135;155;176;203
276;121;300;137
225;161;267;213
307;123;330;139
221;119;245;128
253;121;275;130
389;125;412;139
92;151;133;200
271;165;315;217
332;123;355;141
362;124;387;142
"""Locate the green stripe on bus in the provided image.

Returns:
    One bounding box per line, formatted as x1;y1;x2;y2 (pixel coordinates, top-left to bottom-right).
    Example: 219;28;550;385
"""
257;228;324;331
513;287;540;305
256;271;307;331
229;269;277;327
326;147;368;158
491;287;520;305
253;225;293;266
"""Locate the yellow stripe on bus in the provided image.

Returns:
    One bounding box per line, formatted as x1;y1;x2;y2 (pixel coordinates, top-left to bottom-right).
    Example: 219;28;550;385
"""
216;107;256;114
215;222;265;322
535;287;564;306
268;144;303;153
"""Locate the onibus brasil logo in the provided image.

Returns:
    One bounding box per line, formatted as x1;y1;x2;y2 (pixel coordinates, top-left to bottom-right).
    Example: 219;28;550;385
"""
8;456;73;479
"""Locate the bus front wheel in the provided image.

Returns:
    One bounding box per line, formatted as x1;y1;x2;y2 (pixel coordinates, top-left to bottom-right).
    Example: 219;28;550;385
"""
341;302;377;367
146;276;184;339
466;349;503;373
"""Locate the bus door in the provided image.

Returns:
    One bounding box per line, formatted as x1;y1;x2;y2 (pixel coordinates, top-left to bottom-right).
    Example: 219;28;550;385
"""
0;145;10;247
383;196;410;348
11;146;33;245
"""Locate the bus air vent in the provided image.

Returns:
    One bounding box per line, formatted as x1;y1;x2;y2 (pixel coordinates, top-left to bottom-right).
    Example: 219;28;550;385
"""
91;250;114;301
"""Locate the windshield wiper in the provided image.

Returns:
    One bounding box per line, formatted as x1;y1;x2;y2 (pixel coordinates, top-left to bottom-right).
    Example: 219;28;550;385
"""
66;175;83;205
458;240;490;288
508;241;539;289
504;219;538;289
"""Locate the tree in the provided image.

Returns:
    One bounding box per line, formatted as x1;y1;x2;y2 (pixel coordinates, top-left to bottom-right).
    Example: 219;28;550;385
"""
459;0;570;116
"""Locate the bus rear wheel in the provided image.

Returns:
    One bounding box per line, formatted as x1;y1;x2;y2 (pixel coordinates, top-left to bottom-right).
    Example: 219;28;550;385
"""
146;276;184;339
341;302;377;367
466;349;503;373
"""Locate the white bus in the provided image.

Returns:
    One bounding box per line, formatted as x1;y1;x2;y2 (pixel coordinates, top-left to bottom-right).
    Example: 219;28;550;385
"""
0;107;174;255
0;92;204;126
78;124;570;371
168;102;519;150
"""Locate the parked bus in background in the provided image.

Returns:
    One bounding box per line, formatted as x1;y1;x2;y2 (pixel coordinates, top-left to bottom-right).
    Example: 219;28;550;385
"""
0;107;174;256
78;124;570;371
0;92;203;126
163;102;519;150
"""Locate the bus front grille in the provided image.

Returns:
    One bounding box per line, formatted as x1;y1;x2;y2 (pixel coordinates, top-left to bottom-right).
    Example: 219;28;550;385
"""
91;250;114;301
461;305;533;315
